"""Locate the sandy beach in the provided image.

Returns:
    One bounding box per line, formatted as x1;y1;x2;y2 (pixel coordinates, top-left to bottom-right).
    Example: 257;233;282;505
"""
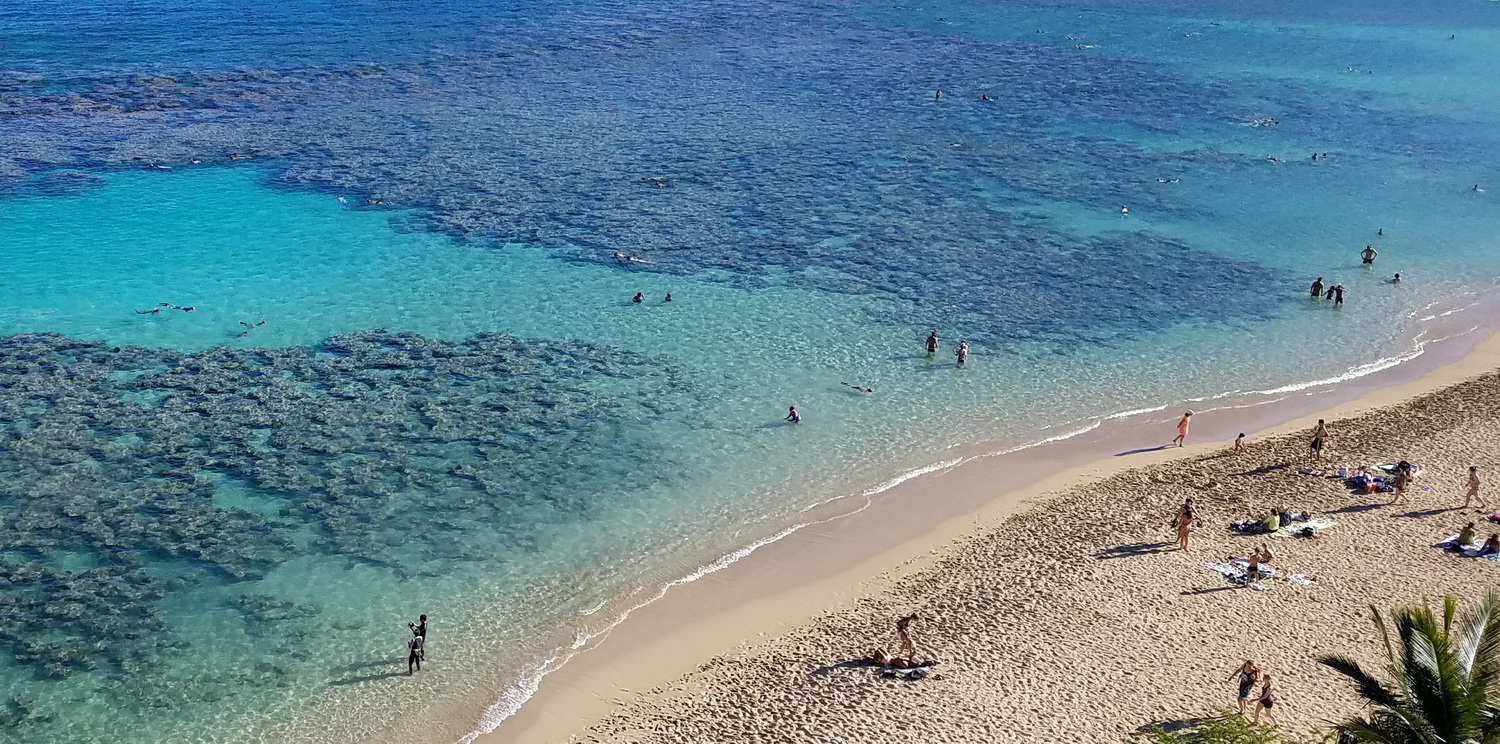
486;329;1500;744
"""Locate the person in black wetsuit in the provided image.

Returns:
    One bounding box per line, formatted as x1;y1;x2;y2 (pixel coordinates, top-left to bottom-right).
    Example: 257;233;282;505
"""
408;614;428;660
407;633;424;675
1309;277;1324;298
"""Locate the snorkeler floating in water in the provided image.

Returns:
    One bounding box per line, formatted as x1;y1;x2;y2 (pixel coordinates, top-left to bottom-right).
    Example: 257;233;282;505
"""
134;308;161;314
238;320;266;328
841;382;874;393
612;252;654;264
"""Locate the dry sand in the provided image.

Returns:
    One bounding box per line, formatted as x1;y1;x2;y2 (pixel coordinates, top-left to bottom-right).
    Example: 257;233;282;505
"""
512;353;1500;743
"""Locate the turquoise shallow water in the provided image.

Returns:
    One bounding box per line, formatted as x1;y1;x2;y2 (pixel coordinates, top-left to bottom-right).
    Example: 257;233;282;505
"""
1;0;1500;741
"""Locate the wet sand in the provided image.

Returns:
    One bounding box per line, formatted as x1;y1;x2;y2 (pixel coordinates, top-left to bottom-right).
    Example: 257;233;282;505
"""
481;325;1500;744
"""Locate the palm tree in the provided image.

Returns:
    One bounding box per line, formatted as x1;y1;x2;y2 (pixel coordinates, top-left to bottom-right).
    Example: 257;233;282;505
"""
1317;593;1500;744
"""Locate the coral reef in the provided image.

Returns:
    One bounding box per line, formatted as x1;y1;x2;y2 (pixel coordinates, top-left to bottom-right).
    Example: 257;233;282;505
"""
0;330;688;681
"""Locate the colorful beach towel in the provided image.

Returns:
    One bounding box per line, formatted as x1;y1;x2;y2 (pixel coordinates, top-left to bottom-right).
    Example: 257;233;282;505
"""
1204;559;1276;589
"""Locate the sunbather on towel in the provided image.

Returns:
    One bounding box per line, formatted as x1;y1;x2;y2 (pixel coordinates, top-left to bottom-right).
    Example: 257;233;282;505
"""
1482;534;1500;557
1458;522;1477;548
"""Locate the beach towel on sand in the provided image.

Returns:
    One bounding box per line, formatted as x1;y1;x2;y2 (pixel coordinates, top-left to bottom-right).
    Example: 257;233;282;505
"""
1273;518;1336;538
1204;559;1276;589
1435;534;1499;560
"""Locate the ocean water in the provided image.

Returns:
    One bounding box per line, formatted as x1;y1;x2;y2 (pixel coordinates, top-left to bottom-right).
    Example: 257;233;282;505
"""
2;0;1500;741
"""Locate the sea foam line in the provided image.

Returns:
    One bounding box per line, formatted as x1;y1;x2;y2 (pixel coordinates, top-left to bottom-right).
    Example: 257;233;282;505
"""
456;522;810;744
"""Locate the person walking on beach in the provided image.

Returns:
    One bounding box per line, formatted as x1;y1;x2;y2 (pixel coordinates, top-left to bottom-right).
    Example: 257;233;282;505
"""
1171;411;1192;447
955;341;969;366
1309;419;1327;459
1230;660;1262;716
1361;245;1378;264
785;406;801;424
895;613;920;659
925;330;940;355
1253;674;1277;725
1463;465;1488;510
1172;498;1197;550
407;633;425;675
1390;461;1413;505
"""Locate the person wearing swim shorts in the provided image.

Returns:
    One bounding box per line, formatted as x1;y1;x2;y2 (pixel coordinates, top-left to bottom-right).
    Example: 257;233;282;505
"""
1230;660;1262;716
925;330;939;354
1253;674;1277;724
1361;245;1377;264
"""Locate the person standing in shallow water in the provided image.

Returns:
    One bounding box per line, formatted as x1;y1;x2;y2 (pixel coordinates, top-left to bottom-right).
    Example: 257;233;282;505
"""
954;341;969;365
1332;284;1346;306
1171;411;1192;447
1310;277;1325;298
785;406;800;424
409;614;428;658
925;330;939;355
407;633;424;675
1361;245;1378;264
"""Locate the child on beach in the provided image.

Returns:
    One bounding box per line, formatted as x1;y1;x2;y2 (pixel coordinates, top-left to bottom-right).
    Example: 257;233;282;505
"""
785;406;801;424
1234;433;1245;453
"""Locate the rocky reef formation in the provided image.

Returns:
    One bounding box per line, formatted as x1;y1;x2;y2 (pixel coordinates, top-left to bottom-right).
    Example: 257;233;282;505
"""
0;330;688;686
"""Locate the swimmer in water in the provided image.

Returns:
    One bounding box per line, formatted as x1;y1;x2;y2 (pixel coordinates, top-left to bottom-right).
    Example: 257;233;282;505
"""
632;292;645;303
336;195;347;204
925;330;939;354
181;306;195;312
1361;245;1377;264
664;293;673;302
1473;185;1485;192
955;341;969;365
1119;205;1129;215
1267;156;1282;162
934;90;942;100
842;382;874;393
1310;277;1325;298
135;308;162;314
1377;228;1383;236
158;303;180;309
1155;178;1179;183
1392;273;1401;284
980;94;991;101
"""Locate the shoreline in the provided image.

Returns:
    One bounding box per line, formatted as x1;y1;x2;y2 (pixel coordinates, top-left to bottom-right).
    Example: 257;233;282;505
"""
469;305;1500;743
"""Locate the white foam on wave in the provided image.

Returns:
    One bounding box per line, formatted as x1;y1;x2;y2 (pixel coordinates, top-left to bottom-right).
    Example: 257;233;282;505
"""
855;457;967;499
455;522;810;743
1103;404;1169;420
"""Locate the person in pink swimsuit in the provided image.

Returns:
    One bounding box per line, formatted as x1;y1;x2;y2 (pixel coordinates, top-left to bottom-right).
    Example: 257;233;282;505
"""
1171;411;1193;447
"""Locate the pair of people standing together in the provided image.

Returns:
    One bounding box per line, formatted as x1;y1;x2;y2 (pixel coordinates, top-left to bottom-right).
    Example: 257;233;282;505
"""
1231;661;1277;724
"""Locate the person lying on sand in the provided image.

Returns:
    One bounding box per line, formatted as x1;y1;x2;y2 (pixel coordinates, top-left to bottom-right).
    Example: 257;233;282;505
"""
867;648;937;669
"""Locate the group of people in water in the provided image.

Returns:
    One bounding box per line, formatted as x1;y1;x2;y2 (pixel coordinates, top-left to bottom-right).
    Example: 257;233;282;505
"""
135;302;196;314
1306;243;1404;307
782;331;969;426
